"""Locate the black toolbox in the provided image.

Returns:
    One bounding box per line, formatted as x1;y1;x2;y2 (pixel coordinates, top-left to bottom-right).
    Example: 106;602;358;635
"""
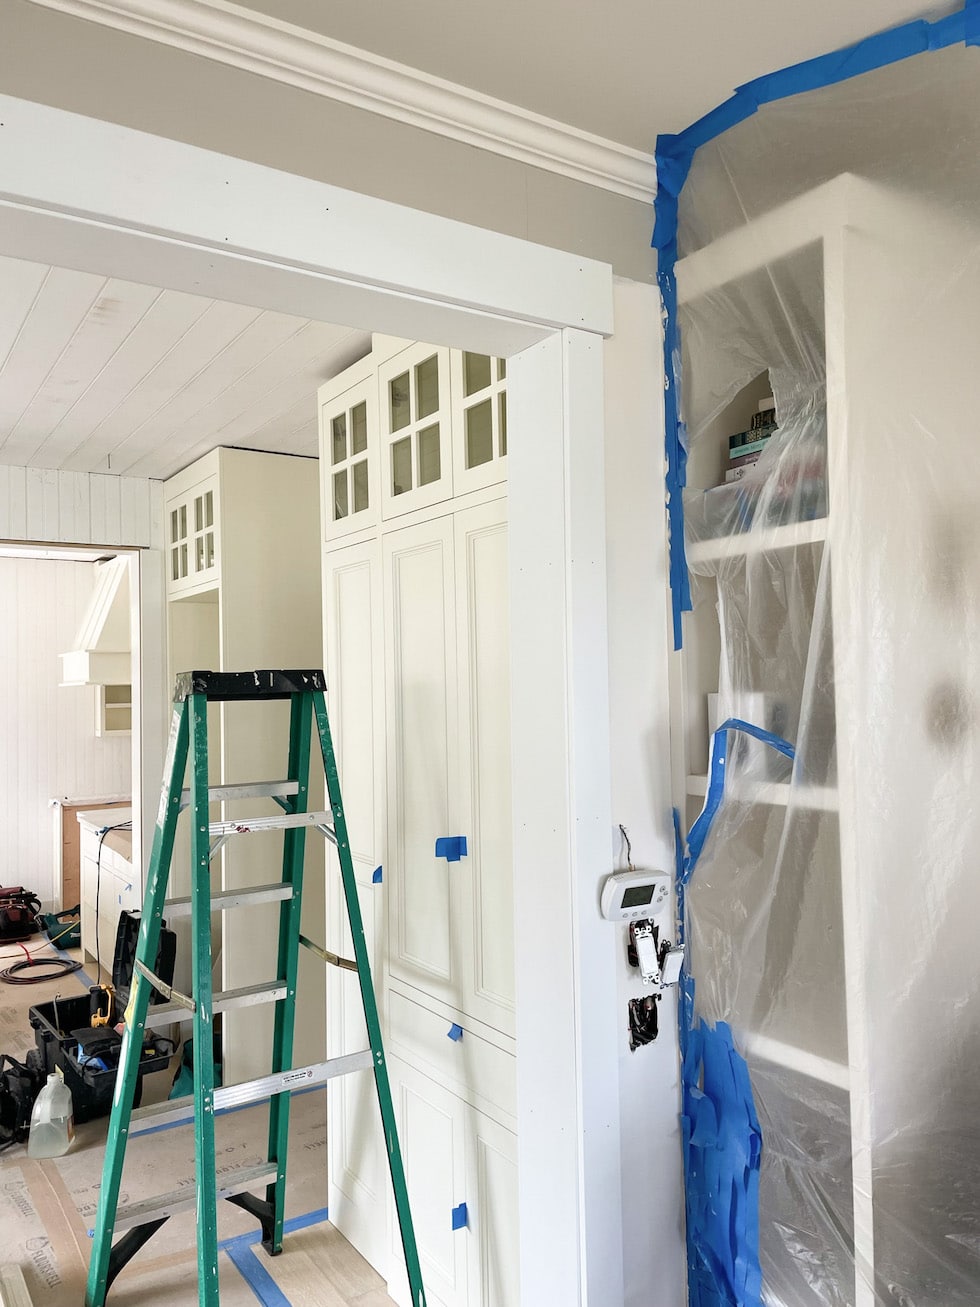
28;911;177;1122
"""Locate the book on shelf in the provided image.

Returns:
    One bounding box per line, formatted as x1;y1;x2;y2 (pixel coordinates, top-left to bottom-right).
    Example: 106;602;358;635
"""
729;423;777;453
730;446;766;469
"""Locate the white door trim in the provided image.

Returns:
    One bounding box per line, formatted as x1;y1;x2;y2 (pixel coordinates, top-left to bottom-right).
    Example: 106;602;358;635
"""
0;94;622;1305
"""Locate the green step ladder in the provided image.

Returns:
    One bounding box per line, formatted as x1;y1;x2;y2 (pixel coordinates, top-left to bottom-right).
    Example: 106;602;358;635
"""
85;669;427;1307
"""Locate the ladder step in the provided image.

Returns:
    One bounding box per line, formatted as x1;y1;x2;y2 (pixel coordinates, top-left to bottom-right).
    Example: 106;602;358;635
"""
129;1051;375;1135
143;980;288;1030
179;779;301;810
114;1163;279;1231
207;811;335;838
163;882;295;917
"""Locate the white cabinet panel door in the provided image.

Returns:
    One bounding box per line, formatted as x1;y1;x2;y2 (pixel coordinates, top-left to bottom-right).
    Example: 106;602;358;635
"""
454;500;514;1036
389;1057;469;1307
468;1112;519;1307
322;539;387;1272
384;517;461;1007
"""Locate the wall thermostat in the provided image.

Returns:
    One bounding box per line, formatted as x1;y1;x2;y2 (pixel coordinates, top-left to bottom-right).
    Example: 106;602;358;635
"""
600;869;670;922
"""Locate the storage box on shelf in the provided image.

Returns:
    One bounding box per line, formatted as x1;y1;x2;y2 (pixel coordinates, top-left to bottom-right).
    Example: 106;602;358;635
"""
318;336;513;1307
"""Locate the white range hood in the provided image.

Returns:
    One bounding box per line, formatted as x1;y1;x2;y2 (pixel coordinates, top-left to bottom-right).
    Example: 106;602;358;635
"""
60;556;131;686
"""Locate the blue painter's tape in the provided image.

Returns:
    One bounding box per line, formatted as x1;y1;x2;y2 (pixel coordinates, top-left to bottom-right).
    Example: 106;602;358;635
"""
682;719;794;886
372;865;383;884
222;1207;330;1307
435;836;467;862
653;6;980;653
225;1243;292;1307
447;1023;463;1042
451;1202;468;1231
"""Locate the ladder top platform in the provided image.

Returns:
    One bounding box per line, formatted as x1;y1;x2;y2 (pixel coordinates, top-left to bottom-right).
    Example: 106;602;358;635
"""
174;669;327;701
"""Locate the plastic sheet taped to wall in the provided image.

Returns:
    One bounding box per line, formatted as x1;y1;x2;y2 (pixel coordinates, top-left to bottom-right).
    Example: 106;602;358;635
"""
661;14;980;1307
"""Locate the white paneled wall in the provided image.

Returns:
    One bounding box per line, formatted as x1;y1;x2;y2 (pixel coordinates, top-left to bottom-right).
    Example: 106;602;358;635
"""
0;558;133;907
0;464;162;546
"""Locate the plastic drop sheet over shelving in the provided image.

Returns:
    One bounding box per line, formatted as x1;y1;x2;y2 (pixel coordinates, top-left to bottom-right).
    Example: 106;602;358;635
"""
668;30;980;1307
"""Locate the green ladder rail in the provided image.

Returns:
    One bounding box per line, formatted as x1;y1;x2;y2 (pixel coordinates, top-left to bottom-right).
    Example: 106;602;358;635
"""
85;669;427;1307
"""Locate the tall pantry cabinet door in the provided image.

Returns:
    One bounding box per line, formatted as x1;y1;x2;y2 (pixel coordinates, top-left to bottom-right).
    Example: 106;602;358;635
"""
454;500;515;1037
383;517;462;1009
321;539;388;1272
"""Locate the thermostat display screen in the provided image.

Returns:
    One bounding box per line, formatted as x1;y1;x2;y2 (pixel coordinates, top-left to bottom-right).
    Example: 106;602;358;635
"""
621;885;655;908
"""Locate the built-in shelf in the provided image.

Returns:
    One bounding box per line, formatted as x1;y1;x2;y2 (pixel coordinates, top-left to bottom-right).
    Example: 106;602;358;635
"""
687;516;828;565
739;1030;850;1092
686;773;838;812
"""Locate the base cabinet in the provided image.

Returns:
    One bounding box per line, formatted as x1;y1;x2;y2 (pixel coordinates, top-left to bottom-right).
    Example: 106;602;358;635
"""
386;1056;518;1307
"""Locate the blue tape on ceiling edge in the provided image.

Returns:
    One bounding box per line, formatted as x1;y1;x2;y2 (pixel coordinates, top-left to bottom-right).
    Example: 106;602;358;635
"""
653;4;978;652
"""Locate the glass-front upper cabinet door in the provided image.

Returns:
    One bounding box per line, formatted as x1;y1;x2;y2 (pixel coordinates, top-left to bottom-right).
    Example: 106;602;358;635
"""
450;351;508;494
169;500;189;585
320;375;380;541
191;486;217;579
378;343;453;520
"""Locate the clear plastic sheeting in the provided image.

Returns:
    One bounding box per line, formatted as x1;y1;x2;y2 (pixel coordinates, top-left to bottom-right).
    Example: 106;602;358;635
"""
672;32;980;1307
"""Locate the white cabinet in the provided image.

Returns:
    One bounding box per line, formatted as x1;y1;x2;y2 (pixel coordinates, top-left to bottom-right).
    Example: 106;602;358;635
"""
165;461;219;595
669;175;980;1305
78;807;136;973
163;446;325;1087
319;338;514;1307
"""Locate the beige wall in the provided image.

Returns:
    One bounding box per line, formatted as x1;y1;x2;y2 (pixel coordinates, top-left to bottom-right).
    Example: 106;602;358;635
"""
1;0;656;283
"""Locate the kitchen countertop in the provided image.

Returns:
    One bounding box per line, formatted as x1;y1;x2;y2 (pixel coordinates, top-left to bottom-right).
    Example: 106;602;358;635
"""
77;807;133;861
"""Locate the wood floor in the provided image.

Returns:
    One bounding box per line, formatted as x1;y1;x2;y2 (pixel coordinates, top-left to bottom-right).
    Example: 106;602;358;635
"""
0;944;396;1306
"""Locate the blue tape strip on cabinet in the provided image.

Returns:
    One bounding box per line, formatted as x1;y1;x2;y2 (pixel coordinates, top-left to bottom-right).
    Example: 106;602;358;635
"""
372;865;383;884
451;1202;468;1231
653;3;980;651
447;1023;464;1042
435;836;468;862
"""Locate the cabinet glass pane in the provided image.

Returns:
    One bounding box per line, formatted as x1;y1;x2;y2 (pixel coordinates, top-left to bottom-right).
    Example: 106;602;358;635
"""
415;355;439;419
180;543;187;577
465;399;493;468
497;357;506;380
390;372;411;432
417;424;441;486
195;535;205;572
392;437;413;496
333;469;349;519
352;459;369;513
332;413;347;464
194;495;204;533
170;509;179;544
171;547;180;581
463;351;492;396
204;531;215;569
499;392;508;456
204;490;214;528
350;401;368;455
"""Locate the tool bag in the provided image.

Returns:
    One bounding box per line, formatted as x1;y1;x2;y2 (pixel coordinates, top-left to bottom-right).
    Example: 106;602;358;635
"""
0;1053;43;1150
0;887;41;942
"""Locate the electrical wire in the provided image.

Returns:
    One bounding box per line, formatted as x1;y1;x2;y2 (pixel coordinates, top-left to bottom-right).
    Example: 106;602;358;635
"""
0;920;83;985
95;820;132;983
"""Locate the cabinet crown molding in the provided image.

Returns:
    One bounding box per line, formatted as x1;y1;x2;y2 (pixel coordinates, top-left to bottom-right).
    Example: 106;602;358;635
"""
28;0;657;204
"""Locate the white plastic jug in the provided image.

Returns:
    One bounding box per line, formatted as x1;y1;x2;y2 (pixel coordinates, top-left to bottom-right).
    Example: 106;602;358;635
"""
27;1072;74;1158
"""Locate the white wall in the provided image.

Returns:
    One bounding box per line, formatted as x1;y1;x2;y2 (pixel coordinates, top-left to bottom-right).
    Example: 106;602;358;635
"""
604;278;686;1305
0;556;133;906
0;461;167;886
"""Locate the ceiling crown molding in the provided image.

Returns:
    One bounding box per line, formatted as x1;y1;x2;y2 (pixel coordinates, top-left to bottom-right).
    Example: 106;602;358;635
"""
28;0;657;204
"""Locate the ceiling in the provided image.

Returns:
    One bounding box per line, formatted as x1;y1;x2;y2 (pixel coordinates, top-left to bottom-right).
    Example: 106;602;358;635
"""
0;254;370;481
236;0;952;148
